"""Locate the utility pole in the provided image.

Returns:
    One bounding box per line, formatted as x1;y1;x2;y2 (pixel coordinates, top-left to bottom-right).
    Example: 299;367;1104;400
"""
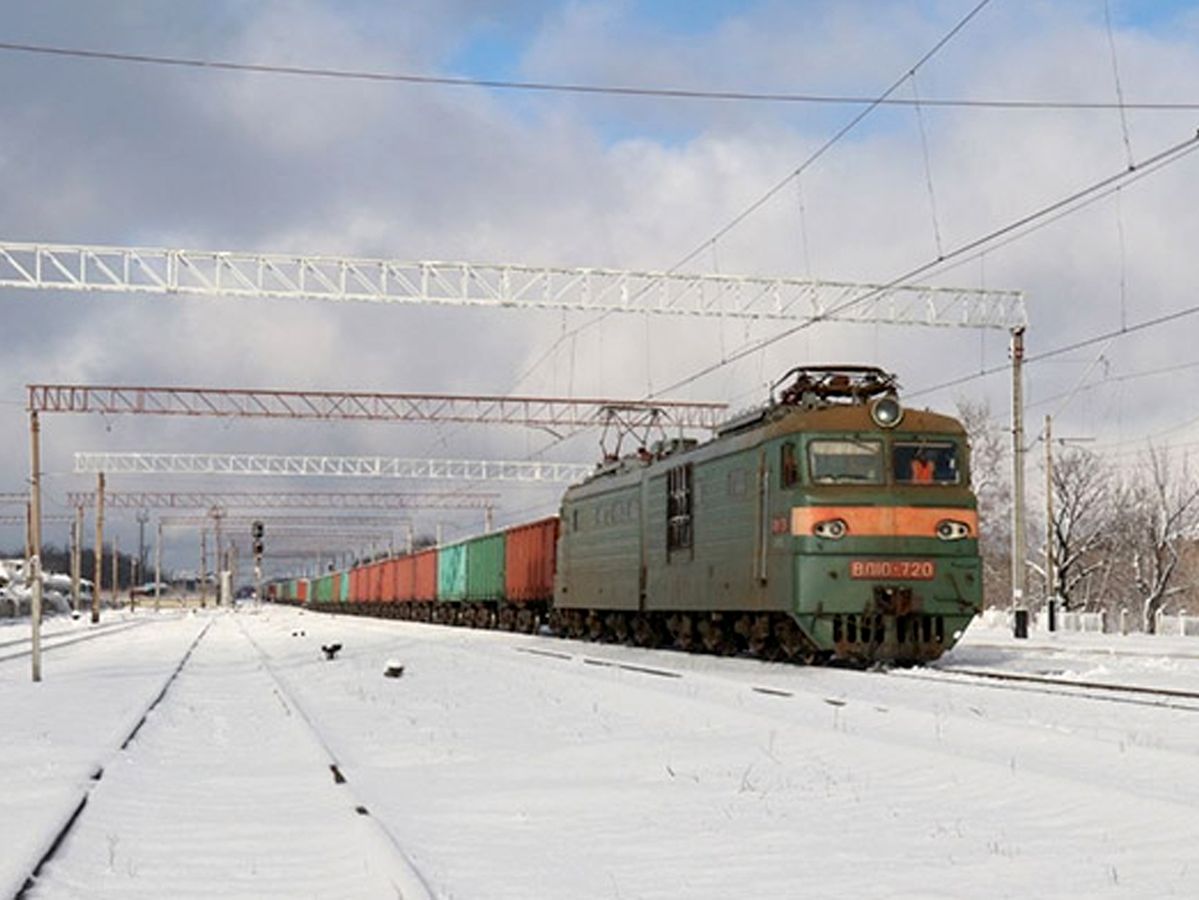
71;503;83;614
154;519;163;611
136;508;150;581
211;507;224;606
1044;414;1057;632
1010;327;1028;638
29;409;43;682
93;471;105;624
111;534;119;608
406;523;414;555
485;505;494;533
200;529;208;607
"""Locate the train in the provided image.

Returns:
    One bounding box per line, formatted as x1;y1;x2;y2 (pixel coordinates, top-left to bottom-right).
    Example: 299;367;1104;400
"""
269;366;982;664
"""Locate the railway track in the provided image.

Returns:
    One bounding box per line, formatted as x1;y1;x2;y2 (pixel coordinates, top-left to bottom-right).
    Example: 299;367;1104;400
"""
235;618;435;900
14;618;212;899
892;665;1199;712
0;617;166;664
18;614;432;899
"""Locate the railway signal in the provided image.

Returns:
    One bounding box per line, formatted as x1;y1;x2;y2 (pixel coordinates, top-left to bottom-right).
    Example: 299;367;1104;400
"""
252;520;265;604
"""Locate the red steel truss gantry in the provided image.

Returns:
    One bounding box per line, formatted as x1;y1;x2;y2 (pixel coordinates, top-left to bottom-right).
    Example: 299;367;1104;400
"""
64;490;496;511
27;384;728;431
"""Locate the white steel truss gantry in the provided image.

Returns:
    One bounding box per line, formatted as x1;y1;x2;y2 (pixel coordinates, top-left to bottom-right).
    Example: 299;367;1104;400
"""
0;239;1027;328
74;452;595;483
64;490;497;510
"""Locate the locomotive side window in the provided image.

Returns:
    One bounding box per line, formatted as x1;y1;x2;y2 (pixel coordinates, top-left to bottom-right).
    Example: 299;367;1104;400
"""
894;441;959;484
808;439;884;484
780;441;800;488
666;464;694;554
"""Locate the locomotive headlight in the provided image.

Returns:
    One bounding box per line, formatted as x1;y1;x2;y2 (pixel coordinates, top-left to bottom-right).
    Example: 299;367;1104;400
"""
870;395;904;428
936;519;971;541
813;518;848;539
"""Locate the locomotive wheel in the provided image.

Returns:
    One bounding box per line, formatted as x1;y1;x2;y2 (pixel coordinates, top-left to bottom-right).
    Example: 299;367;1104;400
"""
703;614;738;654
671;614;696;652
586;612;604;641
607;612;631;644
774;616;807;661
632;615;663;648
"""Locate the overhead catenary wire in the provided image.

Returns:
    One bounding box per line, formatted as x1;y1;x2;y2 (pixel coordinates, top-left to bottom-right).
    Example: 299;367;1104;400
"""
6;37;1199;112
501;0;999;400
656;130;1199;401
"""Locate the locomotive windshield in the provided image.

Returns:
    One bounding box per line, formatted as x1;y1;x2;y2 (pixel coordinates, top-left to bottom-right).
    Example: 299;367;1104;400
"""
808;439;884;484
893;441;959;485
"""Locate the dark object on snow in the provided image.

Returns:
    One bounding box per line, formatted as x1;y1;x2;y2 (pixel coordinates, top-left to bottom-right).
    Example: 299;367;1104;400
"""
321;643;342;660
291;630;306;637
383;662;405;678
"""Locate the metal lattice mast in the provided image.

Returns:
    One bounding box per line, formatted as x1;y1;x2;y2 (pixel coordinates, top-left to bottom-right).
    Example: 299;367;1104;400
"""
73;453;594;483
0;239;1027;328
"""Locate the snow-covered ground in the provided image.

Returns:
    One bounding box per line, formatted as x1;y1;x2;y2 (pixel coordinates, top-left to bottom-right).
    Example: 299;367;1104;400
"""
3;609;1197;898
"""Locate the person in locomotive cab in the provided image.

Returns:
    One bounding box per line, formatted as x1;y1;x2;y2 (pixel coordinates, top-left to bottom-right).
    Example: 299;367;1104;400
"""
911;448;935;483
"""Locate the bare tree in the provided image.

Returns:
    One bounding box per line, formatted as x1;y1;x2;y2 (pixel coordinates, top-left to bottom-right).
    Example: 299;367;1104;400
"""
1035;448;1117;611
956;398;1012;608
1120;447;1199;632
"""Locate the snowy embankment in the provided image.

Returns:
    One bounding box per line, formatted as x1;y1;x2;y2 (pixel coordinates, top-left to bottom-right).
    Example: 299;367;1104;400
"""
4;608;1198;898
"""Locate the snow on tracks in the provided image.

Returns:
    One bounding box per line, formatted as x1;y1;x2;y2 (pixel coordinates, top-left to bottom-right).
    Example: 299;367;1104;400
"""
22;614;430;899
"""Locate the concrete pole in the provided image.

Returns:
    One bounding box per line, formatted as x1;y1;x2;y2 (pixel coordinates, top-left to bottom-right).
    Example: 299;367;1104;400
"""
406;523;414;555
1010;327;1028;638
485;505;494;534
71;504;83;614
93;472;105;624
213;512;224;606
200;529;208;607
1044;414;1057;632
111;534;119;608
29;409;43;682
154;520;163;611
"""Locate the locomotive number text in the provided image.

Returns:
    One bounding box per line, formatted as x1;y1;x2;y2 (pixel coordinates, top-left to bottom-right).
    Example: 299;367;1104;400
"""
849;559;936;580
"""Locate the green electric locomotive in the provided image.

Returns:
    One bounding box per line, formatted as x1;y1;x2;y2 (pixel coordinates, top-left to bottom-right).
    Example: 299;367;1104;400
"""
551;366;982;664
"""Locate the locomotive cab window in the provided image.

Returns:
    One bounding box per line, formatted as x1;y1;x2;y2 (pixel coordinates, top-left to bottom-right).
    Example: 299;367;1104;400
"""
894;441;959;485
808;439;884;484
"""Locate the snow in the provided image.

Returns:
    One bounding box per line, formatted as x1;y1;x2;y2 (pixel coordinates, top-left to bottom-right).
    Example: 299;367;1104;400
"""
3;609;1198;898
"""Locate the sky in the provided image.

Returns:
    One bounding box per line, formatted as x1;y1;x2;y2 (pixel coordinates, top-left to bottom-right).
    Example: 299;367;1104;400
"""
3;0;1199;572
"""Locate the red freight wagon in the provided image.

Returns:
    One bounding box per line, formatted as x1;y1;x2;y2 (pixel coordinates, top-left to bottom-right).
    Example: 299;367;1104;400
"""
505;516;559;602
395;554;417;602
413;548;438;601
297;579;309;604
381;559;399;603
366;561;382;603
348;567;361;603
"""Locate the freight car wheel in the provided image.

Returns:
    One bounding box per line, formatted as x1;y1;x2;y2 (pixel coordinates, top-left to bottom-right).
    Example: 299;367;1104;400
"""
516;608;536;634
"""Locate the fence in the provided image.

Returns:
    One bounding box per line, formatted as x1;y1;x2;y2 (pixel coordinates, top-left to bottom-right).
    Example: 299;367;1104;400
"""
978;606;1199;636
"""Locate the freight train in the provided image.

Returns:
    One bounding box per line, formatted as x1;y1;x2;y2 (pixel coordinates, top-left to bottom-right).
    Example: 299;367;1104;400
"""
270;367;982;664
